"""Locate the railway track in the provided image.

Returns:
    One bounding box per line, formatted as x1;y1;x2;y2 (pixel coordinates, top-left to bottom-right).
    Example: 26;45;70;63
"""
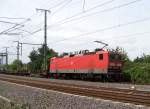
0;74;150;106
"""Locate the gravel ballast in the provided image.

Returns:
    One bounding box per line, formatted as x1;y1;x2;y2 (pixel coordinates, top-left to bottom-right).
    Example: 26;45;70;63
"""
0;95;28;109
0;97;11;109
0;80;149;109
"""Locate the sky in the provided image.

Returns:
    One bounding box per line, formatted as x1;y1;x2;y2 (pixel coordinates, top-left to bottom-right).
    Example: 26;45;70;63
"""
0;0;150;63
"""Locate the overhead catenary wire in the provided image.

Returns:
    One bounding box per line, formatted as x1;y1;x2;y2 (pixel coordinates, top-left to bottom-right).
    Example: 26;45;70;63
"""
49;0;72;10
21;0;115;37
20;0;143;46
31;0;142;35
24;0;73;34
15;28;32;34
47;0;142;28
0;18;30;35
31;0;116;34
0;17;27;20
0;25;24;35
77;31;150;44
51;0;72;16
20;42;43;45
114;31;150;40
0;0;57;36
0;20;23;25
49;32;150;51
2;33;22;35
27;0;73;36
22;0;70;25
48;16;150;45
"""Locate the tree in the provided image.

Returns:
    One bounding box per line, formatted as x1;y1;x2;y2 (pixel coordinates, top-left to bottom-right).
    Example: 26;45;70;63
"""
28;49;42;72
8;60;23;72
123;53;150;84
28;50;39;62
107;46;129;61
28;45;57;72
134;54;150;63
125;63;150;84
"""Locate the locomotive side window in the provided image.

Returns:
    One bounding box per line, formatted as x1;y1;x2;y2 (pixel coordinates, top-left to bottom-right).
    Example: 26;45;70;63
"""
99;54;103;60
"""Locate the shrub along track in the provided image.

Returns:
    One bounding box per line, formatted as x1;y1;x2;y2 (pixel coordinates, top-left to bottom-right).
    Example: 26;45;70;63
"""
0;74;150;106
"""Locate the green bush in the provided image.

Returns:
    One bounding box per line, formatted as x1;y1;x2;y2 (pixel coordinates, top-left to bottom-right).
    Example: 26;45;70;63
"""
124;63;150;84
6;60;23;72
123;54;150;84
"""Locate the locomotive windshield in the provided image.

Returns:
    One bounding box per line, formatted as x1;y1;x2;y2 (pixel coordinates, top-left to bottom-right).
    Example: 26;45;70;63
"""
109;53;122;61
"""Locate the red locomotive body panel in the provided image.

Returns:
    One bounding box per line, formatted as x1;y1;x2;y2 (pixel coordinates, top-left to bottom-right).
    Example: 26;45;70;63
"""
50;51;109;74
48;49;123;80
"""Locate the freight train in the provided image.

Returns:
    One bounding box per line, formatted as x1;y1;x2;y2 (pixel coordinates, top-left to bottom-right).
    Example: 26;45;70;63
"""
48;48;123;81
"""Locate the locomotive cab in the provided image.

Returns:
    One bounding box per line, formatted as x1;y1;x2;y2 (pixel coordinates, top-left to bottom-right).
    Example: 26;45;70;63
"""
108;53;123;74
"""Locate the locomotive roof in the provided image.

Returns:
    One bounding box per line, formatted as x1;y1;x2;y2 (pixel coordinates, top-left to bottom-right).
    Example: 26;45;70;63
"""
52;49;108;59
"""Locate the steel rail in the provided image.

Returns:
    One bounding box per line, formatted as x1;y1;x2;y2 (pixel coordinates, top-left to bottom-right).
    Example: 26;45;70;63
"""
1;74;149;95
0;74;150;106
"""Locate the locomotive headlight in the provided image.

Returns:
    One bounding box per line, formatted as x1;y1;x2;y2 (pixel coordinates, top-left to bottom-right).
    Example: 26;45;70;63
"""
110;63;115;66
110;63;121;67
117;63;122;67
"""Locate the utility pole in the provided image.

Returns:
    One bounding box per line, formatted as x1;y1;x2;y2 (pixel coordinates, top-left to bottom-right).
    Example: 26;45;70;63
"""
17;41;20;60
13;41;43;60
13;41;20;60
6;47;8;65
3;47;9;65
0;53;6;65
1;54;3;65
19;42;43;55
36;8;50;71
20;43;22;56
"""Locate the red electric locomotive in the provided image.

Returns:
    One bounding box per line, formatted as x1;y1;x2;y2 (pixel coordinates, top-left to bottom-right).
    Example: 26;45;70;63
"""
48;48;123;81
